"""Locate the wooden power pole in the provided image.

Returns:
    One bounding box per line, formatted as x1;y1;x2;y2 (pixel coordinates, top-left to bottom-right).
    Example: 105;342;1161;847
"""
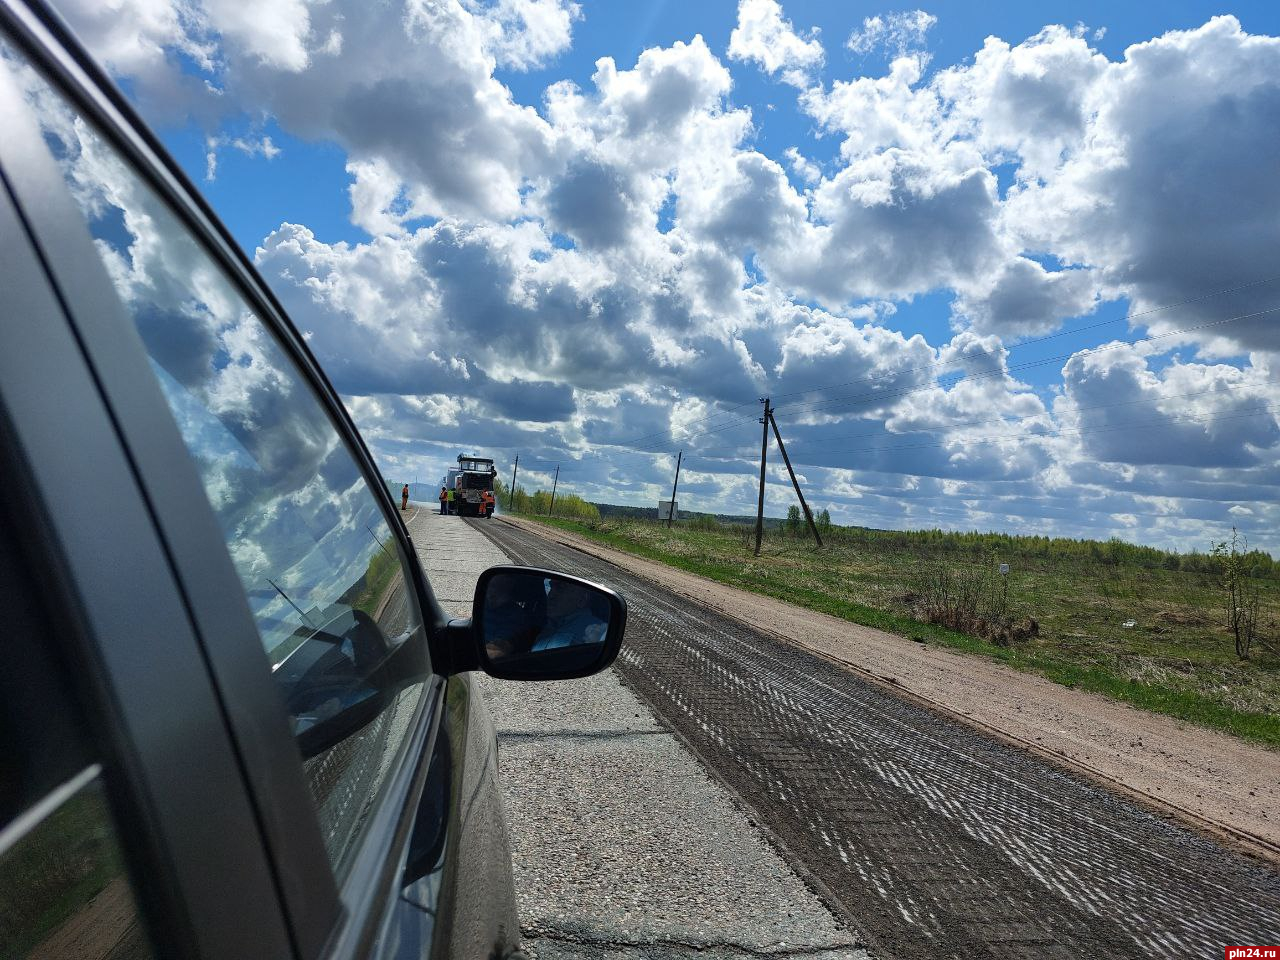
548;465;560;516
754;398;770;556
508;454;519;511
769;408;822;547
667;450;682;528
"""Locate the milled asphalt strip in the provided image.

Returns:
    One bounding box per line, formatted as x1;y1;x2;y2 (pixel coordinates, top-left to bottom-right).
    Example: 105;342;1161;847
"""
492;515;1280;865
403;507;869;960
479;514;1280;960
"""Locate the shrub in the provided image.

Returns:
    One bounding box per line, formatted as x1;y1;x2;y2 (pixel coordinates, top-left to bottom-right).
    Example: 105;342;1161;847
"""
551;493;601;520
1213;527;1262;659
914;555;1037;646
491;478;598;519
786;505;802;536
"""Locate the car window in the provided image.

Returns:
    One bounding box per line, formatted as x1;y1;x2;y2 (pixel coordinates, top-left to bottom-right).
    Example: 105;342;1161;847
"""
1;43;427;878
0;511;155;960
0;773;154;960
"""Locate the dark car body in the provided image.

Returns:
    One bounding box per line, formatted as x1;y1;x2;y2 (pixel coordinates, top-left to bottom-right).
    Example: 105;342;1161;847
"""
0;2;620;958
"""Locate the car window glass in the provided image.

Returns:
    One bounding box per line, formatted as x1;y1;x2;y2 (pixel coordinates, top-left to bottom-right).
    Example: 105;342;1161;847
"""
0;772;155;960
0;496;155;960
2;43;427;877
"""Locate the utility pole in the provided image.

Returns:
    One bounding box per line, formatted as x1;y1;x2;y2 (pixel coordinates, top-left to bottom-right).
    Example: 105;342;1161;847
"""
754;397;770;556
508;454;519;511
769;408;822;547
667;450;682;528
548;465;560;516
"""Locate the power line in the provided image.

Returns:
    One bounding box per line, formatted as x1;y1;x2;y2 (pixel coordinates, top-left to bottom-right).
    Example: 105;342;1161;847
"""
601;299;1280;463
520;280;1280;513
752;384;1273;451
609;396;761;449
628;412;764;453
696;402;1280;464
776;303;1280;417
767;272;1280;405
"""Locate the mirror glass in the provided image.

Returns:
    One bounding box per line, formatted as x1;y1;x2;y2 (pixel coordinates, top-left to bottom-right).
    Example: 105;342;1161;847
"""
480;571;613;676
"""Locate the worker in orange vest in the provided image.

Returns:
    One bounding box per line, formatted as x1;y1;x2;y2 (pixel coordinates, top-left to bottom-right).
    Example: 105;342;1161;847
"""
400;483;409;511
478;490;489;518
438;485;448;515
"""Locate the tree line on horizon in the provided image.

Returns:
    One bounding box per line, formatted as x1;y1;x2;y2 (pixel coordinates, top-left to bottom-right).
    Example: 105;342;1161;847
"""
492;477;600;520
400;477;1276;576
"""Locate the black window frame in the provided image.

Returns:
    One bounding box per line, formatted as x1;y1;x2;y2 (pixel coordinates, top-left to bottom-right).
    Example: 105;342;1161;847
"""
0;1;459;956
0;115;292;959
0;411;161;960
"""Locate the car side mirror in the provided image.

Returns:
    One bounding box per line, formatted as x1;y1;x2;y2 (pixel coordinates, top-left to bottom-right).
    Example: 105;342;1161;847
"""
471;565;626;680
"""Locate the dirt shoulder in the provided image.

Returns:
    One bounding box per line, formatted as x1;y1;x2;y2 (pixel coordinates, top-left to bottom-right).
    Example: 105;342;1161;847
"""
499;514;1280;863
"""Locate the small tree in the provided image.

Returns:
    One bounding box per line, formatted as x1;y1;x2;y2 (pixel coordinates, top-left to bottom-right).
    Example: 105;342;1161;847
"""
817;508;832;533
786;505;802;536
1212;527;1260;659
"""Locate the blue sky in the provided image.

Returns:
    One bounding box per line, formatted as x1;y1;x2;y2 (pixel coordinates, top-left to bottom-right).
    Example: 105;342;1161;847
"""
53;0;1280;551
165;1;1280;254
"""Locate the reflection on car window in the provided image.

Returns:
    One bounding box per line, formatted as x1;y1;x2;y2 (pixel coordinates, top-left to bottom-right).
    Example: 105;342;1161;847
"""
3;44;425;876
0;772;154;960
0;483;155;959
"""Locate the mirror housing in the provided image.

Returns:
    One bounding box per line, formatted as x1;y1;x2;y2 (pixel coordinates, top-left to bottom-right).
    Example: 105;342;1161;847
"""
469;565;626;681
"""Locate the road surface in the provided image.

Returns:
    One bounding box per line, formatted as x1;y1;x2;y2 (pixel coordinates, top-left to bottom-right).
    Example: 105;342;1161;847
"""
475;516;1280;960
407;508;868;959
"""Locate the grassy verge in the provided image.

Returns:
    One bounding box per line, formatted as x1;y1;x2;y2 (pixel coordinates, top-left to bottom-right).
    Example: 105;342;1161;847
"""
514;513;1280;749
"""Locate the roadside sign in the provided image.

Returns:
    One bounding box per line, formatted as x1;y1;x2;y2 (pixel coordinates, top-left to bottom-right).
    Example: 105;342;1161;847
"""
658;500;678;521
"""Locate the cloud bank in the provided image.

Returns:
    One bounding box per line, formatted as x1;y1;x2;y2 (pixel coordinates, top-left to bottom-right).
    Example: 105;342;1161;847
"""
51;0;1280;550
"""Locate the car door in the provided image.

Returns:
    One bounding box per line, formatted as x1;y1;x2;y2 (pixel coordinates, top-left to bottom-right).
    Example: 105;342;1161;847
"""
0;4;521;958
0;72;294;960
0;443;187;960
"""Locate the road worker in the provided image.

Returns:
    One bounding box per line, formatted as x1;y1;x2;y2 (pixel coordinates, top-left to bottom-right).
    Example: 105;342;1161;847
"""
439;485;448;515
401;483;410;511
447;486;456;515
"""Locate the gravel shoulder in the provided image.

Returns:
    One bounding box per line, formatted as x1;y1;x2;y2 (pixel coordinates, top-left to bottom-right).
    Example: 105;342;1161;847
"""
497;514;1280;863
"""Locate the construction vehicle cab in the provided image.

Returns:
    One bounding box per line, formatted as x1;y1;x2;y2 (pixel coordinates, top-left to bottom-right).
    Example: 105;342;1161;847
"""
446;455;498;518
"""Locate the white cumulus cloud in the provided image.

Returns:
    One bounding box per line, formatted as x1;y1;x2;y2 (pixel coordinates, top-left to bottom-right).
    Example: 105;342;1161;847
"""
45;0;1280;549
728;0;824;88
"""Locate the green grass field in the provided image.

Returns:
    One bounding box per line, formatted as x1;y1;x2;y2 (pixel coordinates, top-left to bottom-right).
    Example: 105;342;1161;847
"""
514;511;1280;748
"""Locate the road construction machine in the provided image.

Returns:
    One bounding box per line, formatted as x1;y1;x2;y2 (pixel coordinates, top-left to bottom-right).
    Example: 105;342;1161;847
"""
445;454;498;517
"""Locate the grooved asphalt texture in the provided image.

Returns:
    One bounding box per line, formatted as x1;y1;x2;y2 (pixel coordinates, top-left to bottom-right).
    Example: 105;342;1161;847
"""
474;516;1280;960
405;508;868;959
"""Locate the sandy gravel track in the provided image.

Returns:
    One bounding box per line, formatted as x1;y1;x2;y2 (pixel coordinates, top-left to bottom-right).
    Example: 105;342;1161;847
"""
495;515;1280;863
